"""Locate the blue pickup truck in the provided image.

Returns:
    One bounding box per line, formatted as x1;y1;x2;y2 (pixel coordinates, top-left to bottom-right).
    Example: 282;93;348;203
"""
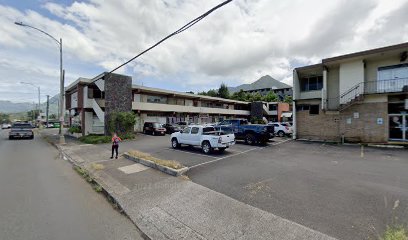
217;119;274;145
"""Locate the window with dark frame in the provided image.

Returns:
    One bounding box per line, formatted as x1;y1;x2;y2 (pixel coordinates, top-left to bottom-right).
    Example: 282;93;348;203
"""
309;105;319;115
300;76;323;91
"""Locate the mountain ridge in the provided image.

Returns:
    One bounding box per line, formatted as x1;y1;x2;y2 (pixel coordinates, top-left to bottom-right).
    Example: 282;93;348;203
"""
229;75;291;93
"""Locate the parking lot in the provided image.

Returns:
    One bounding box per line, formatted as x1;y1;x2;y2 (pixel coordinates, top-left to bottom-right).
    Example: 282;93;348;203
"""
118;133;408;240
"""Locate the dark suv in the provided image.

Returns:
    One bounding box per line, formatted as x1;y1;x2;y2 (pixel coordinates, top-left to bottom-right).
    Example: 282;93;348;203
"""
143;122;166;136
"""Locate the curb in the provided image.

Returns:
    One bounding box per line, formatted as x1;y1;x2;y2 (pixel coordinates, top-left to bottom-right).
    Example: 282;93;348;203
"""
53;144;151;240
124;153;189;176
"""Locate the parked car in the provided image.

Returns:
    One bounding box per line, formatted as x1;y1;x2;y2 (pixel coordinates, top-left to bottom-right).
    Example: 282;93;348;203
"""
170;125;235;154
217;119;274;145
9;122;34;140
175;121;191;129
143;122;166;135
162;123;182;134
1;123;9;129
269;122;292;137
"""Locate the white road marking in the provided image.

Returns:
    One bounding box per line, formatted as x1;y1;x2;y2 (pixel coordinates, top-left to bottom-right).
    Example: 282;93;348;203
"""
271;139;291;145
118;163;149;174
165;148;219;159
189;147;259;169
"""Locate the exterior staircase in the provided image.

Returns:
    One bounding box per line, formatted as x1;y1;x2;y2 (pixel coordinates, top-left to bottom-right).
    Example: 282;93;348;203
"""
338;82;364;111
92;98;105;123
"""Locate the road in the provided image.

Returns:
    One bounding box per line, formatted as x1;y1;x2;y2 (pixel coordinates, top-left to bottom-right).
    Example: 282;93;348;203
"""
0;129;143;240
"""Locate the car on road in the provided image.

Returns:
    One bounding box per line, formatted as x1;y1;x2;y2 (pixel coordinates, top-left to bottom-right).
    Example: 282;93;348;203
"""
269;122;292;137
1;123;10;129
143;122;166;135
9;122;34;140
162;123;182;134
171;125;235;154
217;119;274;145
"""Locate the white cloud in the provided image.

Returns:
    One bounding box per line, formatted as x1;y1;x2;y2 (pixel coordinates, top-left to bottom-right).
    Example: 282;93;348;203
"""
0;0;408;102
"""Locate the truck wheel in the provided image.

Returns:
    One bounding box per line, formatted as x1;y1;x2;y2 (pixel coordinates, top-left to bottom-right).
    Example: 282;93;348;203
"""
202;141;212;154
277;131;285;137
171;138;180;149
245;134;255;145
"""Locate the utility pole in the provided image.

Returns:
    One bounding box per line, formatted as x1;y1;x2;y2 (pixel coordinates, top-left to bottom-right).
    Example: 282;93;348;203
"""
46;95;49;127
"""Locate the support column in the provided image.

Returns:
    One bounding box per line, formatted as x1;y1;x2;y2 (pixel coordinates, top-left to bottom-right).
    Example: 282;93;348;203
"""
322;67;328;110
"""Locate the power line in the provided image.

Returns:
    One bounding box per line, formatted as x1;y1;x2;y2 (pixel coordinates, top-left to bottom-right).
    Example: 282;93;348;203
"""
109;0;233;74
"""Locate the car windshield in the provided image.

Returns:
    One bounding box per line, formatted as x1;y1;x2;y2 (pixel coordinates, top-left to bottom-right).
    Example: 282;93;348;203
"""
12;123;32;128
153;123;162;128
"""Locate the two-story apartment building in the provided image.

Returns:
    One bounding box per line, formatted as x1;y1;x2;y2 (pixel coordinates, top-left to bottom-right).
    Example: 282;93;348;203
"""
65;73;251;136
293;42;408;143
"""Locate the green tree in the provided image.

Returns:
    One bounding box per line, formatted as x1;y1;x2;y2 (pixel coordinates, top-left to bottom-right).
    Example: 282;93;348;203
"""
231;89;247;101
250;93;263;102
263;91;279;102
0;113;10;124
107;111;136;136
217;83;230;99
206;89;218;97
283;95;293;104
49;114;57;119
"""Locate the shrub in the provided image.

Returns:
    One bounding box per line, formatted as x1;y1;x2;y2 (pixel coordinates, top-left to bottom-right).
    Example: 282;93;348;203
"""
68;125;82;134
381;225;408;240
119;132;136;140
107;111;136;136
79;134;111;144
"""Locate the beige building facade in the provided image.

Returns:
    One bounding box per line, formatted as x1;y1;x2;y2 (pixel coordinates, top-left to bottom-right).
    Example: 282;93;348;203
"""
293;42;408;143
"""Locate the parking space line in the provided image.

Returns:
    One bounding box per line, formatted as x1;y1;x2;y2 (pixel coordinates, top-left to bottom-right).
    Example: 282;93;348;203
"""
165;148;219;159
272;139;292;146
189;147;259;169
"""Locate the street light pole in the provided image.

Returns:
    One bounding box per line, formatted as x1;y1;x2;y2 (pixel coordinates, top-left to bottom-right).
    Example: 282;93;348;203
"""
15;21;65;144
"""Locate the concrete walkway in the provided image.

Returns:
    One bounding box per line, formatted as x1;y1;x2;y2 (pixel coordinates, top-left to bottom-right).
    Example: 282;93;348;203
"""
43;130;337;240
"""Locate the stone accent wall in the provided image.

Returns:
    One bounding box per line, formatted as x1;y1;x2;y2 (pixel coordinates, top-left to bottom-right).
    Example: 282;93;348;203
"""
104;73;132;135
250;102;264;120
296;100;388;143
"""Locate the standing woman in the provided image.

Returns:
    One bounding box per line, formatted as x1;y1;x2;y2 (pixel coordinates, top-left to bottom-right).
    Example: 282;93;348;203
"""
111;133;122;159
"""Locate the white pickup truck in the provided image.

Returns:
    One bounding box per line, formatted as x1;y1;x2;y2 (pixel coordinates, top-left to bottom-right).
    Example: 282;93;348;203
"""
170;125;235;154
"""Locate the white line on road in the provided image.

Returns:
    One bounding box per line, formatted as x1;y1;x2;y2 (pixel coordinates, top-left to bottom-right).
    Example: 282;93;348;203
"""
165;148;219;159
189;147;259;169
271;139;292;145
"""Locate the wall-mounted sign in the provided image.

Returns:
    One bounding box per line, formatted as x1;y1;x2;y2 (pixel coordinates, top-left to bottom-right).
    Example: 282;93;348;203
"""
377;118;383;125
353;112;359;119
346;118;352;124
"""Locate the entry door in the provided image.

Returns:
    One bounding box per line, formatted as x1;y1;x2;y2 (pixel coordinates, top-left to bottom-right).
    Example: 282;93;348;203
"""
389;114;407;141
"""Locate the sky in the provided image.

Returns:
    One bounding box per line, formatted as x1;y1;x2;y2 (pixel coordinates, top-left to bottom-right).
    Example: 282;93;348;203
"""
0;0;407;103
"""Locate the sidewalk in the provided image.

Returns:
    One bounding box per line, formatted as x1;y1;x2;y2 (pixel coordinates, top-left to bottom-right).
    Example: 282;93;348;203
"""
41;130;337;240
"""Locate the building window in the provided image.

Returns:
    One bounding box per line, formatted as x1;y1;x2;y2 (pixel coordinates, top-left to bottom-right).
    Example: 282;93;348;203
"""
147;95;167;104
309;105;319;115
301;76;323;91
296;105;310;111
269;104;277;111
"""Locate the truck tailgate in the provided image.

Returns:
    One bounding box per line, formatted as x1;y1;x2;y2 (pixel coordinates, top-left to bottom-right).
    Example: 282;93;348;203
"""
220;133;235;143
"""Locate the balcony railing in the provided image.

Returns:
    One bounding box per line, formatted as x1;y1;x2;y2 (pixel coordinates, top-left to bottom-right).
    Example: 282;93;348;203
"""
340;78;408;105
364;78;408;94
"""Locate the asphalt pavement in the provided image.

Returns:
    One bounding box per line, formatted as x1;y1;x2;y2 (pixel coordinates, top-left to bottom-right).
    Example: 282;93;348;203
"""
117;133;408;240
0;129;143;240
